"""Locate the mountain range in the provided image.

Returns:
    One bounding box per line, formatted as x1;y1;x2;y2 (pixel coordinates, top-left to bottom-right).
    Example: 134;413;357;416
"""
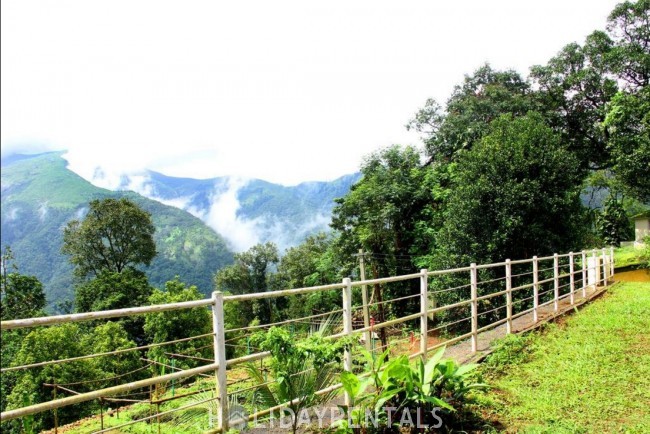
0;152;359;310
104;166;361;251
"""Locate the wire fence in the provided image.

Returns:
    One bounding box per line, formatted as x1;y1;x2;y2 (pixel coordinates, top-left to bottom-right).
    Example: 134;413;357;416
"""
0;247;615;433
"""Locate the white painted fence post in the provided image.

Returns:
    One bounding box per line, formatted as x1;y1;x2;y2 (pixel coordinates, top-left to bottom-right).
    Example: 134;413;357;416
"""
533;256;539;323
591;249;598;289
359;250;371;352
420;269;428;363
553;253;559;312
569;252;575;305
581;251;587;298
601;248;607;288
470;263;478;353
610;246;615;279
211;291;228;432
505;259;512;335
342;277;353;406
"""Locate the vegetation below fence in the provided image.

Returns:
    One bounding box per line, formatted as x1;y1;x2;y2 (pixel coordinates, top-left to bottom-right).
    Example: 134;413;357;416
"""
475;281;650;433
614;242;650;269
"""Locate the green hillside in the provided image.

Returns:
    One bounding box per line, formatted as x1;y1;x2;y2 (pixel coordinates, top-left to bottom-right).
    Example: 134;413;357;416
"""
1;152;234;311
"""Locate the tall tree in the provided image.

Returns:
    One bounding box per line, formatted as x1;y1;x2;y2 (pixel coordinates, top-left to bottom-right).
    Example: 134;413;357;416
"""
606;0;650;90
62;198;157;278
531;0;649;182
603;87;650;201
331;144;434;341
530;35;617;172
435;113;587;267
597;195;634;246
408;64;537;163
214;242;279;325
331;145;434;277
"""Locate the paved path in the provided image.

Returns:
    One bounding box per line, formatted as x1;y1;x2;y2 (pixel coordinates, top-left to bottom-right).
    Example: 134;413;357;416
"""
443;282;608;365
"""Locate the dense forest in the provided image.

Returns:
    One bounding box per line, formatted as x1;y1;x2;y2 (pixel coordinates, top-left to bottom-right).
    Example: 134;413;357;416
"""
1;1;649;432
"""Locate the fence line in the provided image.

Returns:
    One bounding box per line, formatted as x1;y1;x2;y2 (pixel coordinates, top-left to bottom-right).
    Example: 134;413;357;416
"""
0;247;615;432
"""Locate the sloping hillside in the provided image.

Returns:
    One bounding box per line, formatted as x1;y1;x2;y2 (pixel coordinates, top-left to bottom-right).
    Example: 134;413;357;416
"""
1;152;234;310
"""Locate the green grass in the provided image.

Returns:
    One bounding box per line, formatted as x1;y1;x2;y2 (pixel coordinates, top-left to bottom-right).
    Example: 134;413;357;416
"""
479;281;650;433
614;245;648;268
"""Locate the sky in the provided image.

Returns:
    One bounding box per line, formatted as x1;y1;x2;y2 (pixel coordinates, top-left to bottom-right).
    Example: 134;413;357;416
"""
1;0;621;186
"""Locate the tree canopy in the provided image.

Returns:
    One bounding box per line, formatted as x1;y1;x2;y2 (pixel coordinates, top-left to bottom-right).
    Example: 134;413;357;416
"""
1;247;46;321
62;198;157;278
434;113;587;266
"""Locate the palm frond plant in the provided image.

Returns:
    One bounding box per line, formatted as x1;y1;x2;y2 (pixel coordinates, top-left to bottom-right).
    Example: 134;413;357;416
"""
246;325;350;434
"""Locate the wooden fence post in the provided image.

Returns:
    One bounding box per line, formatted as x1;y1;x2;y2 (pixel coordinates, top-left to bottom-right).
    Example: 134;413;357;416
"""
470;263;478;353
420;269;428;363
505;259;512;335
581;251;587;298
211;291;228;432
553;253;559;312
100;398;104;431
610;246;615;279
342;277;353;406
533;256;539;323
53;384;58;434
569;252;575;305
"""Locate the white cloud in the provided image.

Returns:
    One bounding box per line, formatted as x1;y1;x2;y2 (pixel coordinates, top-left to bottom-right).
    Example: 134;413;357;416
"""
204;177;263;252
1;0;620;185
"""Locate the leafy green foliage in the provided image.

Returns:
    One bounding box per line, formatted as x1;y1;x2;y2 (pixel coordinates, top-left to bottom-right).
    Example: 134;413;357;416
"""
606;0;650;91
247;327;347;434
596;195;634;246
603;87;650;202
337;347;487;433
144;278;212;368
274;233;344;320
215;242;280;326
1;247;46;321
331;145;434;319
530;37;616;172
74;268;153;343
62;198;157;277
0;248;48;421
409;65;537;163
435;113;587;267
2;322;140;434
75;268;152;313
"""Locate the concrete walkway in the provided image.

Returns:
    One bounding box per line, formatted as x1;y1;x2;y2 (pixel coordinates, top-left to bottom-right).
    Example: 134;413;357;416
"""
443;282;608;365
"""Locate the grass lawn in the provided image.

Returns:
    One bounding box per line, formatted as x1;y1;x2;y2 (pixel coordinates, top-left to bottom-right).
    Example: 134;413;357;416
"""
477;281;650;433
614;244;648;268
